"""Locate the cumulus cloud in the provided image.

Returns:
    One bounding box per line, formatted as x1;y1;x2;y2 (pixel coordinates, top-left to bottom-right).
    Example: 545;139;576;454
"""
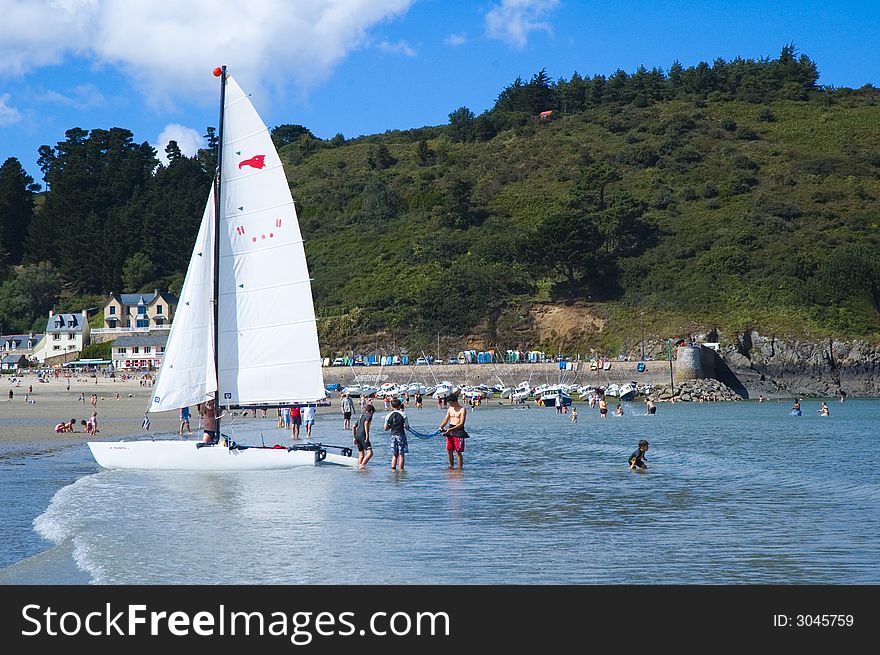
0;94;23;126
154;123;205;165
0;0;415;106
377;40;417;57
444;34;467;46
485;0;559;49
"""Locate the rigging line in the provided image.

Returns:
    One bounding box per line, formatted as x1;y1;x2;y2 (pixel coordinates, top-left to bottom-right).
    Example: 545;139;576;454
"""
406;426;442;440
421;349;439;384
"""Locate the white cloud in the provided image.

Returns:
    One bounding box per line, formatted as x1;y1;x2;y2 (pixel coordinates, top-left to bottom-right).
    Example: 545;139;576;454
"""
0;94;23;126
377;40;417;57
34;84;107;110
485;0;559;49
444;33;467;46
0;1;415;106
154;124;205;165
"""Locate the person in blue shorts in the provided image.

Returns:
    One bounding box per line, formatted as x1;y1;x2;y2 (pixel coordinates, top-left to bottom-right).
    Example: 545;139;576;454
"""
384;398;410;470
302;404;316;438
179;405;191;434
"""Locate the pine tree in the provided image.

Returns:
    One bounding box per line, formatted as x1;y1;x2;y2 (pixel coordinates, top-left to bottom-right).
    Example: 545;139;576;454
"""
0;157;37;267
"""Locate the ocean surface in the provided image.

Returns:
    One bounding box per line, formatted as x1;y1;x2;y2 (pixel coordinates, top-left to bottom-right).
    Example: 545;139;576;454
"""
1;399;878;584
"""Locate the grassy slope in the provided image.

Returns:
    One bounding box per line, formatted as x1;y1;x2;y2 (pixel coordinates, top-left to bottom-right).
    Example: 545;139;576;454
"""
281;95;880;354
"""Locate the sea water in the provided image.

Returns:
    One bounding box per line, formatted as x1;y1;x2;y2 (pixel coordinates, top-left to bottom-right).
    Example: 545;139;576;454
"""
1;400;878;584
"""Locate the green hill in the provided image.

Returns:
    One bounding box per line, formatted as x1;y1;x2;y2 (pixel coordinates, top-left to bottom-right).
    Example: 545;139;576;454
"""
2;47;879;354
284;77;880;352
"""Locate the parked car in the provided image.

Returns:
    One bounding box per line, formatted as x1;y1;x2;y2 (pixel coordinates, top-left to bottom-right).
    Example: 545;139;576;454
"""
332;357;345;366
448;357;458;365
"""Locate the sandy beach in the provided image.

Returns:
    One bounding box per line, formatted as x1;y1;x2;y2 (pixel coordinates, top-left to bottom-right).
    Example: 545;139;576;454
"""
0;373;181;457
0;372;352;458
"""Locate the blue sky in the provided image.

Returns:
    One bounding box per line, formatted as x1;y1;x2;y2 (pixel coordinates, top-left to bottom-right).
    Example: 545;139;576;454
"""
1;0;878;184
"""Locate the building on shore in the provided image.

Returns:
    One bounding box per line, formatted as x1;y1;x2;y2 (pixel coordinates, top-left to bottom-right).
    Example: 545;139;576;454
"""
111;333;169;371
31;310;91;365
103;290;178;330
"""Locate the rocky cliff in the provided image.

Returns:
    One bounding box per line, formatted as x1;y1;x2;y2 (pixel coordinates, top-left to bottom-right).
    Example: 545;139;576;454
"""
721;332;880;398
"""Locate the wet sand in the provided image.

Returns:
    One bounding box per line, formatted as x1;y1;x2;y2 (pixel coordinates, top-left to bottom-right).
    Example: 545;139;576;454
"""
0;374;177;457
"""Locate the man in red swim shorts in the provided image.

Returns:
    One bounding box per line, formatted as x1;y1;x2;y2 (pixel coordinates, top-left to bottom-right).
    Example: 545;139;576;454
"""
439;392;469;469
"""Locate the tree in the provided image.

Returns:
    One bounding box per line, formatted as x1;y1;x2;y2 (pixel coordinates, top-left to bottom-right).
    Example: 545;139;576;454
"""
416;139;434;166
271;124;315;148
448;106;475;143
122;252;155;291
0;261;62;331
0;157;37;266
356;180;399;223
432;178;485;230
196;126;219;174
24;127;158;292
164;140;183;164
569;162;622;211
530;211;603;302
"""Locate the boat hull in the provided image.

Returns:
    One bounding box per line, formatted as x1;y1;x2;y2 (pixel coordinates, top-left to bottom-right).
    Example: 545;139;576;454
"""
87;440;357;470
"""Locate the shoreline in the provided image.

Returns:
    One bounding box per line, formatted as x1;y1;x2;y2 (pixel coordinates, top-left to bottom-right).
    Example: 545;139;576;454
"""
1;369;865;459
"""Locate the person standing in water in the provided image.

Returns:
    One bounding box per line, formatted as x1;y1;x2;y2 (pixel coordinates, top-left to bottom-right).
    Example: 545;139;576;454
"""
599;395;608;419
570;406;578;423
439;392;468;469
290;404;302;440
645;399;656;415
179;406;191;435
384;398;410;470
352;404;374;469
302;404;316;439
819;401;830;417
341;393;355;431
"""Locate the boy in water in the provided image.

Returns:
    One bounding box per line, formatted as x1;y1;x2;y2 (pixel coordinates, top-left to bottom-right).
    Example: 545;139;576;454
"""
439;392;468;469
352;404;375;469
384;398;410;470
341;393;355;430
629;439;649;470
302;404;316;439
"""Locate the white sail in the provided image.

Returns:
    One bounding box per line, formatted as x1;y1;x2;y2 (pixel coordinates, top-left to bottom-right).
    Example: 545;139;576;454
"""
149;188;216;412
93;69;355;470
216;76;325;406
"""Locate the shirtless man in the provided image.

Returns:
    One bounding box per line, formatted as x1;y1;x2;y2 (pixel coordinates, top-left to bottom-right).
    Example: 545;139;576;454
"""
198;399;218;444
439;392;469;469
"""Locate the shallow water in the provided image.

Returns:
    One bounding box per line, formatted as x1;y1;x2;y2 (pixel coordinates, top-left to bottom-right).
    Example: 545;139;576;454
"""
1;399;877;584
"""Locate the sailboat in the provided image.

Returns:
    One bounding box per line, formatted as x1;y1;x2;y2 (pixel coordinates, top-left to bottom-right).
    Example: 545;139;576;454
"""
88;67;356;469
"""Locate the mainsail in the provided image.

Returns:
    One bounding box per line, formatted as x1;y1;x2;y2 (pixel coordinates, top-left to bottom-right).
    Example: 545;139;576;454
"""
151;74;324;412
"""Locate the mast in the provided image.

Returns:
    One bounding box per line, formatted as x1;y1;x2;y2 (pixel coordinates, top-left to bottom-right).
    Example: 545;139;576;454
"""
213;65;227;440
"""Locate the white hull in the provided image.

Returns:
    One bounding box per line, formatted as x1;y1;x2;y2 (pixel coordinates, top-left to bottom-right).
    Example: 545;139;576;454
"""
88;440;357;470
619;384;637;401
540;392;572;407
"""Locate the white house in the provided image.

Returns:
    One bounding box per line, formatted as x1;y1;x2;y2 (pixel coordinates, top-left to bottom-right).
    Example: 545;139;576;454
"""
31;310;91;364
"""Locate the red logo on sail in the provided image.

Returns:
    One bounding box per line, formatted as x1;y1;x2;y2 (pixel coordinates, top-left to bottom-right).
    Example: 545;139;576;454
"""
239;155;266;170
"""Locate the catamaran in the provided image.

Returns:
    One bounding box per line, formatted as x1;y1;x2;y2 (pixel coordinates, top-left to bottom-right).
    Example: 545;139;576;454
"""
88;66;356;469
